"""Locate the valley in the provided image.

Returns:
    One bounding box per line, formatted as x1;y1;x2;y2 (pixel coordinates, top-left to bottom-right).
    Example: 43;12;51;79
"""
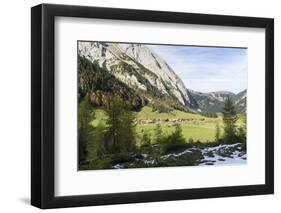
78;41;247;170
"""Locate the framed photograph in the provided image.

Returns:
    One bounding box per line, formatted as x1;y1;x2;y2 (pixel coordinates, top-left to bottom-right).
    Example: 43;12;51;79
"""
31;4;274;209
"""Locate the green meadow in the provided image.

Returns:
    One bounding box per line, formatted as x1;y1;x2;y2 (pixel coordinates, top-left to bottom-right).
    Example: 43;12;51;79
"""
136;106;223;142
91;106;232;144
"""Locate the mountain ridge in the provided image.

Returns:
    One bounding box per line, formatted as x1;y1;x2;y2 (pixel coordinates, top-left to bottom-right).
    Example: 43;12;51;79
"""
78;41;246;113
189;89;247;113
78;42;198;110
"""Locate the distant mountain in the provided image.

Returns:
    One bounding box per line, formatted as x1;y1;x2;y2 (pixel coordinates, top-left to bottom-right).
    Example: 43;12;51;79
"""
189;89;247;113
78;42;198;111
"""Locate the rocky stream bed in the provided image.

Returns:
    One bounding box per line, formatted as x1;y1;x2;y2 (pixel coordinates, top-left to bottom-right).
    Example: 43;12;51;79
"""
111;143;247;169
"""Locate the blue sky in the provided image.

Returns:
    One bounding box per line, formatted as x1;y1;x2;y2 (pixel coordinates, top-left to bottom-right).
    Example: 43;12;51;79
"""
148;44;247;94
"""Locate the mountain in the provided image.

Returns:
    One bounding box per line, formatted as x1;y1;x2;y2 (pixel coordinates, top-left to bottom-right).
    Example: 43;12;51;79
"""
121;44;197;108
78;42;198;111
78;41;246;114
189;90;247;113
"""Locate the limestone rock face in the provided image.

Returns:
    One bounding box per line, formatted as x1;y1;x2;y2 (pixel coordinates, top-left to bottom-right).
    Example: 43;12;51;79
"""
78;41;198;109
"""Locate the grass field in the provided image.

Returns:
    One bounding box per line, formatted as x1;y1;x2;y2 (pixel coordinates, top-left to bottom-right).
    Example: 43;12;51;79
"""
91;106;229;143
136;106;223;142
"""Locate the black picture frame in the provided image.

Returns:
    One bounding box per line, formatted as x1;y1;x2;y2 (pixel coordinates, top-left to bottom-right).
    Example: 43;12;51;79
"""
31;3;274;209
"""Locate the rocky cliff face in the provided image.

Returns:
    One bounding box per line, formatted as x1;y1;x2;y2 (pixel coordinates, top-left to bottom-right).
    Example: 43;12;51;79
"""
121;44;197;108
78;41;198;110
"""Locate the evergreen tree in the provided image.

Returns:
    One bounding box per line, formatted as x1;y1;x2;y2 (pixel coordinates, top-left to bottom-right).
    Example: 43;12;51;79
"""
105;98;125;153
154;123;163;144
222;96;238;144
215;122;221;143
172;124;186;145
120;108;137;152
105;97;136;154
88;121;106;161
141;131;151;146
160;124;186;154
237;114;247;144
78;95;95;163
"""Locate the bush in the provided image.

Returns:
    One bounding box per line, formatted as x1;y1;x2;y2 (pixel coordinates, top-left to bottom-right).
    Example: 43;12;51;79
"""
188;138;194;143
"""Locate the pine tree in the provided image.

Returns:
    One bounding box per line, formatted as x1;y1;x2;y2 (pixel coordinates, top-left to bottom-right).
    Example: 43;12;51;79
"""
105;98;125;153
160;124;186;154
222;96;238;144
141;131;151;146
78;95;95;163
105;97;136;154
88;121;106;162
154;123;163;144
172;124;186;144
237;113;247;144
120;108;137;152
215;122;221;143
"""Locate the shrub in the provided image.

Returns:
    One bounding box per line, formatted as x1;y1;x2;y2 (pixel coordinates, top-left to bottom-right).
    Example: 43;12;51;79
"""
188;138;194;143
